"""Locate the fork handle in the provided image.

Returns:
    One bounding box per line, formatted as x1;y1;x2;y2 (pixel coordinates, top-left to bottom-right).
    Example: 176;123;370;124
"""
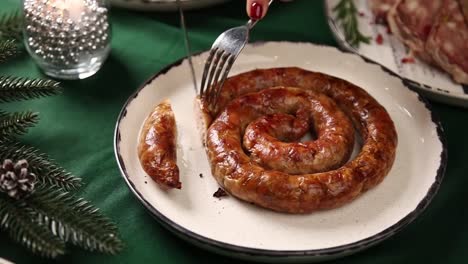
246;0;274;30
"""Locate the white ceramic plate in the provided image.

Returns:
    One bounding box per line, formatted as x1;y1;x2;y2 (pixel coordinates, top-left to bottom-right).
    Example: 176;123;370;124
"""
324;0;468;108
114;42;446;263
110;0;230;11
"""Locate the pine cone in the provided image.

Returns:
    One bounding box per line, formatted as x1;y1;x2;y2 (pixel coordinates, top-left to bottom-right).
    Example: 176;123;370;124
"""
0;159;37;199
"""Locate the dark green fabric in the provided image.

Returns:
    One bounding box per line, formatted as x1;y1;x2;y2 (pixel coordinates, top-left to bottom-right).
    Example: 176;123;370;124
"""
0;0;467;263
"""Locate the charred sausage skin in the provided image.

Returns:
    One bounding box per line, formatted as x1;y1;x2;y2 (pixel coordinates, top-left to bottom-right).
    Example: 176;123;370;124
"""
203;68;397;213
138;99;181;189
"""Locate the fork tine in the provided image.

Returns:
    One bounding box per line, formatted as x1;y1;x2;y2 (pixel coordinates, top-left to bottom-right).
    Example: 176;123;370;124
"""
206;52;229;105
199;48;217;96
204;48;225;100
212;54;235;111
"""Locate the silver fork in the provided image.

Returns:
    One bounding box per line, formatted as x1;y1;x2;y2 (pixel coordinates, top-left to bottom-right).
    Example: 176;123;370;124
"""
199;0;274;111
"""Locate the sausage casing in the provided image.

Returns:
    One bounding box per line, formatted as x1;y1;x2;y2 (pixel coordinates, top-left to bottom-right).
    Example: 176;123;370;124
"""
138;99;181;189
201;68;398;213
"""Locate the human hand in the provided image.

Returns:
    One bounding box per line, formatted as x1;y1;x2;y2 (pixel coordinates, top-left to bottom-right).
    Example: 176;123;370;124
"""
246;0;293;20
246;0;269;20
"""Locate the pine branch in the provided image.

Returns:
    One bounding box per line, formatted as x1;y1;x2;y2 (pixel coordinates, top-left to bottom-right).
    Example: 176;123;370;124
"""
0;111;39;138
0;76;62;103
0;40;18;63
0;196;66;258
25;186;124;254
0;12;22;41
333;0;371;47
0;140;82;191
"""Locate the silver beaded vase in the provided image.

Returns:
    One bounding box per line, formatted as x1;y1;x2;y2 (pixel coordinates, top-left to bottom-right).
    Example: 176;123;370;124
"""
23;0;111;80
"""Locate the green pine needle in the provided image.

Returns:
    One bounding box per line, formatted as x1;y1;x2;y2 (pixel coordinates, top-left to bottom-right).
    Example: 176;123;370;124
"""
0;76;62;103
0;12;22;41
0;197;67;258
333;0;371;48
0;140;82;191
0;40;18;63
0;110;39;138
0;10;123;259
26;187;124;254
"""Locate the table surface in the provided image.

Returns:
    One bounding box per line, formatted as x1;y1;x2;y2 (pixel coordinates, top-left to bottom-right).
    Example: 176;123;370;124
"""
0;0;467;263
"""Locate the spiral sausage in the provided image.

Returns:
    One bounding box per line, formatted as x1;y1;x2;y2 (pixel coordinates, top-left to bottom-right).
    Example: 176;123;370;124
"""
241;88;355;174
201;67;398;213
138;99;181;189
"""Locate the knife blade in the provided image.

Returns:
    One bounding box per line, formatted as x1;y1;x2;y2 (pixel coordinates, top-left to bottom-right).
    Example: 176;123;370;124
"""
176;0;198;93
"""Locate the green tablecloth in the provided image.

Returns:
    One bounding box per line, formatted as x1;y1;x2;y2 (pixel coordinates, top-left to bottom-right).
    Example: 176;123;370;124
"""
0;0;467;263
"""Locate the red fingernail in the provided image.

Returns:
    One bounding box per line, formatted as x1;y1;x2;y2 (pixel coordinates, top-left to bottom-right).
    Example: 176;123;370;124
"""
250;1;263;20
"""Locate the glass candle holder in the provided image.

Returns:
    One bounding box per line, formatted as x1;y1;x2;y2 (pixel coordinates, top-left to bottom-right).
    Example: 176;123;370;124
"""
22;0;111;80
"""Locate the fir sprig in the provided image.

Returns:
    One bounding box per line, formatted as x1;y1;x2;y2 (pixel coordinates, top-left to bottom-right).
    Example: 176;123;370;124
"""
0;197;67;258
0;40;18;63
0;12;22;41
0;111;39;138
26;187;124;254
0;10;123;258
0;140;82;191
333;0;371;47
0;76;62;102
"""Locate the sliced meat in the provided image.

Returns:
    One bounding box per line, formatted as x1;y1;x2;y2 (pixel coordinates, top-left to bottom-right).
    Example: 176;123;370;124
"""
426;0;468;84
387;0;443;63
368;0;398;24
138;99;181;189
459;0;468;22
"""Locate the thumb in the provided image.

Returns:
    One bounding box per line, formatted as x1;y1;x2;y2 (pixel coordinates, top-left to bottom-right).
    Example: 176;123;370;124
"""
246;0;270;20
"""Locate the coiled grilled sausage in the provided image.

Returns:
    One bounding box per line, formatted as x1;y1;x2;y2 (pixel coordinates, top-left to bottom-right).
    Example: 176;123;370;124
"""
241;87;355;174
201;67;397;213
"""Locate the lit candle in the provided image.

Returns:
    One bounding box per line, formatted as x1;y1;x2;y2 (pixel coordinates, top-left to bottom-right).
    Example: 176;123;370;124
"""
52;0;87;22
64;0;86;22
23;0;111;79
